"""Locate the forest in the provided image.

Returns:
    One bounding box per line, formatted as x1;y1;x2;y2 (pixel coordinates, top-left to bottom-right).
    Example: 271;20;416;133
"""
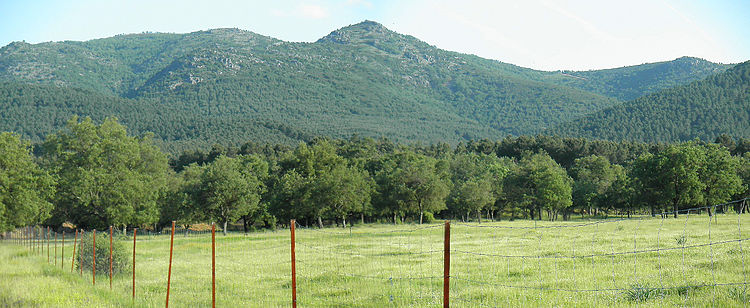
2;117;748;234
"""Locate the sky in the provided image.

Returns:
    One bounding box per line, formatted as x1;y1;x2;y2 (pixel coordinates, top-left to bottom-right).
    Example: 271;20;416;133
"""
0;0;748;71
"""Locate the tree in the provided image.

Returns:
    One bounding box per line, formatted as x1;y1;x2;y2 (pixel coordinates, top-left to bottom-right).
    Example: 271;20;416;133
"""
570;155;619;216
42;117;167;230
374;152;450;224
310;164;374;228
453;178;494;223
603;166;635;217
700;144;743;214
193;155;265;235
161;166;204;235
503;152;572;221
0;133;54;232
394;153;450;224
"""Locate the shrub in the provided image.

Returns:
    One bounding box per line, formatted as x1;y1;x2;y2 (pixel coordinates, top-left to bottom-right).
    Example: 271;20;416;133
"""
623;284;665;302
422;212;435;223
77;231;129;276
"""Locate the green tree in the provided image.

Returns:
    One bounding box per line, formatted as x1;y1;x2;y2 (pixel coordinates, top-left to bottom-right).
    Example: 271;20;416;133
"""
700;144;743;214
393;153;450;224
453;178;494;223
503;152;572;221
42;117;167;230
194;155;265;235
0;133;55;232
570;155;619;216
310;164;374;228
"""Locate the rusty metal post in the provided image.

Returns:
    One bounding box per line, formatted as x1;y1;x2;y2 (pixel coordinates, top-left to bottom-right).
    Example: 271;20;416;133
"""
212;222;216;308
80;230;84;276
109;226;113;289
290;219;297;308
166;221;175;308
132;228;137;300
72;229;78;272
47;226;50;262
93;229;96;286
444;220;450;308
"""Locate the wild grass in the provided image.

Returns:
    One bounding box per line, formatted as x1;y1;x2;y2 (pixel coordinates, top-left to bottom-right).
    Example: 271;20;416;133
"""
1;212;749;307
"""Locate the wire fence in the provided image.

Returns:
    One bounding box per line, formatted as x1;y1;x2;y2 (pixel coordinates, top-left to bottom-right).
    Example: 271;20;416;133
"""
2;198;749;307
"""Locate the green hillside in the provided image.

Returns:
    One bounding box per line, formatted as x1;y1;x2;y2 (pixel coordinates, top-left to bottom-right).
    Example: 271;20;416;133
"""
541;56;730;101
550;60;750;142
0;21;735;152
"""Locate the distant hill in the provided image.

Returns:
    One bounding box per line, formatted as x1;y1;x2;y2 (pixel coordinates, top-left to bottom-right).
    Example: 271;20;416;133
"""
0;20;735;152
541;56;731;101
550;61;750;142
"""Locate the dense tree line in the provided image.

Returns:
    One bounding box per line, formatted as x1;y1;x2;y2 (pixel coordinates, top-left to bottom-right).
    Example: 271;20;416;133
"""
1;119;749;234
552;60;750;142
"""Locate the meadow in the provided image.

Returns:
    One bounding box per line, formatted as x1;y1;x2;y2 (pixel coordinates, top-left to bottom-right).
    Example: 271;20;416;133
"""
1;211;749;307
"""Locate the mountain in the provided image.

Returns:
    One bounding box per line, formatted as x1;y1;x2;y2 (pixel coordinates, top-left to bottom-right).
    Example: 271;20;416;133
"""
550;60;750;142
0;21;735;153
540;56;731;101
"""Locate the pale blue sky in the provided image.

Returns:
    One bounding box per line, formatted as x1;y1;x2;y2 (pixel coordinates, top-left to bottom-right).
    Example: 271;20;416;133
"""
1;0;748;70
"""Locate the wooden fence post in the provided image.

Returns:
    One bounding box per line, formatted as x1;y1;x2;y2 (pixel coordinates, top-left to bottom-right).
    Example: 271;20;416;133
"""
55;232;58;266
61;231;65;269
444;220;451;308
166;221;175;308
290;219;297;308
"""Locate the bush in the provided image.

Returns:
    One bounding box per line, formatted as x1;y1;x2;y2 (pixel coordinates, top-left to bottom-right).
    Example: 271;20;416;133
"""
422;212;435;223
77;231;129;276
623;284;665;302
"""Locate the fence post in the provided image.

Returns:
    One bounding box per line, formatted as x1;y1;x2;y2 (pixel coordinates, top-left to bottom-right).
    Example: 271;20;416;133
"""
55;232;58;266
166;221;175;308
212;222;216;308
109;226;113;289
61;231;65;269
290;219;297;308
133;228;137;301
80;230;84;276
444;220;450;308
93;229;96;286
47;226;50;262
72;230;78;272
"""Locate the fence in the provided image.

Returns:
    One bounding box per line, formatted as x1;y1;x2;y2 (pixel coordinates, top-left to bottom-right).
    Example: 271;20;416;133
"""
2;198;749;307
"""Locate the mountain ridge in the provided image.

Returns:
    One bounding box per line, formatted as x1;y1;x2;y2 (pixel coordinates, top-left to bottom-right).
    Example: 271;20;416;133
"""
0;20;739;153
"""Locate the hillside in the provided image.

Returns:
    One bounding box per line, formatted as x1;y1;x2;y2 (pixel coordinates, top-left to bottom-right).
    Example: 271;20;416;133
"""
550;60;750;142
0;21;734;152
541;56;731;101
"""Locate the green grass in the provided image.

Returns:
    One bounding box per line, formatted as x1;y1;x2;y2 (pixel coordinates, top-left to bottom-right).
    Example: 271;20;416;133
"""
2;213;749;307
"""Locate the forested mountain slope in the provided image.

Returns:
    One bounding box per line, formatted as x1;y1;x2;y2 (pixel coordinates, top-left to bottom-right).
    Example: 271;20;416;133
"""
550;60;750;142
0;21;735;152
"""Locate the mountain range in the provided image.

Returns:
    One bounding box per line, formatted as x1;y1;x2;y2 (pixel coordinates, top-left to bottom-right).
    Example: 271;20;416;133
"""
0;20;743;153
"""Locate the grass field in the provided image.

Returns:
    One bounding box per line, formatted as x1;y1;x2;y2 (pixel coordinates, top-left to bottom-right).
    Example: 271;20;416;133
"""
1;212;749;307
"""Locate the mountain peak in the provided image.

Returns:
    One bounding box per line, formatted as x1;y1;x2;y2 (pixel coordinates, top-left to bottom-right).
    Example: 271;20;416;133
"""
316;20;395;44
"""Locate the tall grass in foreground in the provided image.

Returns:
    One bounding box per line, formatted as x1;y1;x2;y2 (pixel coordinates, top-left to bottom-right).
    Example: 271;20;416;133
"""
1;212;749;307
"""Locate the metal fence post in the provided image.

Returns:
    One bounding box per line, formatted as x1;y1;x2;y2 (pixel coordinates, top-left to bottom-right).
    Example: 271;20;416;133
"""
166;221;175;308
212;222;216;308
444;220;451;308
93;229;96;286
291;219;297;308
109;226;113;289
133;228;137;300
